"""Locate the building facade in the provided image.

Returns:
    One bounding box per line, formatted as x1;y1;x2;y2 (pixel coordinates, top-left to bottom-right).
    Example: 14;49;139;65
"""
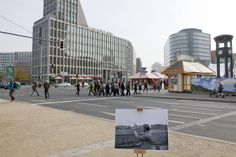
164;28;211;67
0;52;32;82
0;52;14;73
136;58;142;73
32;0;135;82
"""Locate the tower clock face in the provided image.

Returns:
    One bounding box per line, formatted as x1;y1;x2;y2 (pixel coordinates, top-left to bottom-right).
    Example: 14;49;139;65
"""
228;50;232;54
218;50;223;55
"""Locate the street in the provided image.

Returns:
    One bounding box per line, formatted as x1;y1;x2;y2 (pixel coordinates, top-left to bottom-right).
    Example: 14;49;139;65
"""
1;86;236;144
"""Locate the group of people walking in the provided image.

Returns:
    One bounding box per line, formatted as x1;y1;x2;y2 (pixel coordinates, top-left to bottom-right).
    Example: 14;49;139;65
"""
8;78;165;101
87;81;131;97
31;80;50;99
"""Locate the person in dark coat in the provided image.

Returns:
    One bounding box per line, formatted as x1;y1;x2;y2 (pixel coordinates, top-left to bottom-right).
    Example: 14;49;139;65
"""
43;80;50;99
76;82;80;95
9;79;15;101
88;83;95;96
110;82;115;96
143;80;148;92
105;82;110;96
133;81;138;95
138;83;142;94
120;82;125;96
126;81;131;96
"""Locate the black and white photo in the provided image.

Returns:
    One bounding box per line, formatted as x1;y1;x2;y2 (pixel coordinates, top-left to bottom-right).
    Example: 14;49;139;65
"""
115;109;169;150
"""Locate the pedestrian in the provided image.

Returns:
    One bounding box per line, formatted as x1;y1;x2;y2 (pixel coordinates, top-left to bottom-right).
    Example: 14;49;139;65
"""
76;82;80;95
133;81;138;95
126;81;131;96
31;81;39;96
143;80;148;92
88;82;95;96
43;80;50;99
99;82;105;96
105;82;110;96
110;82;115;96
114;81;119;96
153;80;157;91
138;82;142;94
9;79;15;101
120;82;125;96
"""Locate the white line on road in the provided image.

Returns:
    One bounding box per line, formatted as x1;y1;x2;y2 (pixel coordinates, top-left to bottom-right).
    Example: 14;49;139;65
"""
78;102;107;108
168;114;201;120
145;106;217;116
170;109;217;116
170;131;236;145
34;97;117;105
170;111;236;131
101;112;115;116
145;99;179;105
143;99;222;112
168;120;185;124
160;104;222;112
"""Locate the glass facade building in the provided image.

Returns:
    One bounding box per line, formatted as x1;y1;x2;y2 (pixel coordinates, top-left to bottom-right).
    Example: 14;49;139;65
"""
164;28;211;67
32;0;135;82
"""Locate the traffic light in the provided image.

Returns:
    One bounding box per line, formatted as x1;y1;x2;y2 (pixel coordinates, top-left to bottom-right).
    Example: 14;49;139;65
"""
59;40;64;49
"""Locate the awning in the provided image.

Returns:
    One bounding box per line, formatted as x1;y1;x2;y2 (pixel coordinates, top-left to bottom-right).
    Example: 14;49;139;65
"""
54;76;63;80
70;76;76;80
128;72;159;79
151;72;168;79
162;61;216;76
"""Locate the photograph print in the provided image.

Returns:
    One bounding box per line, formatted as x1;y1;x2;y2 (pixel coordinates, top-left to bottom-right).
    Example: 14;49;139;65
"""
115;109;168;150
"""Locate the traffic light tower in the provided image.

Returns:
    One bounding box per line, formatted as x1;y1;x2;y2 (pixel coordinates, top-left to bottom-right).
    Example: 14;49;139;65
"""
214;35;233;78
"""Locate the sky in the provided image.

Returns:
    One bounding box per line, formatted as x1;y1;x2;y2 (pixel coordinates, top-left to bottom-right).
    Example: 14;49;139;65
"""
0;0;236;72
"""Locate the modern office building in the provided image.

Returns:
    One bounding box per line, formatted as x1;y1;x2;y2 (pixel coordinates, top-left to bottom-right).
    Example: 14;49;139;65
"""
136;58;142;73
164;28;211;67
14;51;32;76
0;52;14;73
32;0;135;82
0;52;32;82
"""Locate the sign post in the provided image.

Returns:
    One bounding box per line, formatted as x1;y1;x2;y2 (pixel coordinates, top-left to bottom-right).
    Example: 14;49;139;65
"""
6;66;14;81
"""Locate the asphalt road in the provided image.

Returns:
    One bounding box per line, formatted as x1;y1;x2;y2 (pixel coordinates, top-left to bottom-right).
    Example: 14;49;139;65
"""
1;86;236;144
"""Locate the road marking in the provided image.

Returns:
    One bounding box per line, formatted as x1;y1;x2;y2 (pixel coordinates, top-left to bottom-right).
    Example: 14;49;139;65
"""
158;104;222;112
78;102;107;108
34;97;117;105
168;114;201;120
170;109;217;116
169;120;185;124
141;99;226;111
101;112;115;116
145;106;217;116
170;131;236;145
145;99;179;105
170;111;236;131
48;140;114;157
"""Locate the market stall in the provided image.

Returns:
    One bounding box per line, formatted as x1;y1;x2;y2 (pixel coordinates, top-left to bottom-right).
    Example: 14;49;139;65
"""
162;61;216;93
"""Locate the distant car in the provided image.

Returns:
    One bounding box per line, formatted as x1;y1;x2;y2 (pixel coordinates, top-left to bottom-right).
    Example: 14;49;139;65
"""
0;83;4;88
0;83;10;89
56;82;71;88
